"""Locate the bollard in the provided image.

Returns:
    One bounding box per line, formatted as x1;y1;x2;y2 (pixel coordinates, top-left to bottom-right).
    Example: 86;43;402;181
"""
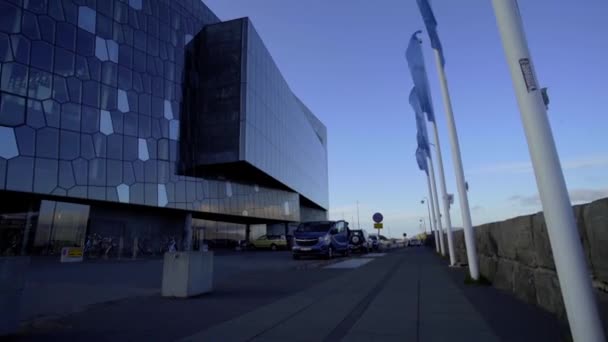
132;237;139;259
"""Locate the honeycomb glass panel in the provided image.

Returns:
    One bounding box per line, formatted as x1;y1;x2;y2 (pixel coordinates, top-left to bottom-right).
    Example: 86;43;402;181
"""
78;6;96;34
0;93;26;126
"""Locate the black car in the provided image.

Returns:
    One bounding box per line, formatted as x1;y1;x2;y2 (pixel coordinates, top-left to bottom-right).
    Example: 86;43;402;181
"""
349;230;372;253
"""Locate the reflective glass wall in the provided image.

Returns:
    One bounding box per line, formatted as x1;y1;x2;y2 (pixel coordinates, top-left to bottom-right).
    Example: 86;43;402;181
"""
0;0;322;223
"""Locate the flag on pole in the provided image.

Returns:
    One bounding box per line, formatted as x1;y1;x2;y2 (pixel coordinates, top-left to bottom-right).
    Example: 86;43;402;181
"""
410;87;430;153
416;146;429;175
417;0;445;66
406;31;435;122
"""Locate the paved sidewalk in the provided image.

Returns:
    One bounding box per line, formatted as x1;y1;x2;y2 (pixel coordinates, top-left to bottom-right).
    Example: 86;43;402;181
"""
183;249;497;341
18;248;569;341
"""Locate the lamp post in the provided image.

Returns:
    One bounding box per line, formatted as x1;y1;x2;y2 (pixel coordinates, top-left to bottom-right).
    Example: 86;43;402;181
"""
421;198;437;251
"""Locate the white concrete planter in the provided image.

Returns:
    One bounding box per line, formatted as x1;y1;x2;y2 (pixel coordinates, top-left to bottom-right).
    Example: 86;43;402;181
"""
0;257;29;336
162;251;213;298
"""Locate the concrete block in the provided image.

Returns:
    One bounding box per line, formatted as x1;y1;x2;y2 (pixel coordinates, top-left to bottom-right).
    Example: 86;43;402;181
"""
493;258;515;292
479;255;498;282
475;223;496;257
531;212;555;270
0;257;29;336
583;198;608;283
162;251;213;298
534;268;565;317
513;264;536;304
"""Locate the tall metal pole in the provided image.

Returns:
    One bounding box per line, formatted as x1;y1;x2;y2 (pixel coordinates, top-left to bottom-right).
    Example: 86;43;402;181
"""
356;200;361;230
427;155;445;256
430;122;456;265
492;1;604;341
425;181;440;254
432;49;479;278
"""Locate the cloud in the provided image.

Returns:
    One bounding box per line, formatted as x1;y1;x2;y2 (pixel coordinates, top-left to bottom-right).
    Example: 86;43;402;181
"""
469;156;608;175
508;188;608;207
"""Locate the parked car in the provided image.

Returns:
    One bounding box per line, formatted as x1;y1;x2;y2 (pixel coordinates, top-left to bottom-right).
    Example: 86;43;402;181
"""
349;230;372;253
408;238;422;247
292;220;350;259
368;234;380;251
251;235;287;250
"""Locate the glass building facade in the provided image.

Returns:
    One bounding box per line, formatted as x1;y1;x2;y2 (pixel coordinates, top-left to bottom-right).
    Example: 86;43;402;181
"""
0;0;328;256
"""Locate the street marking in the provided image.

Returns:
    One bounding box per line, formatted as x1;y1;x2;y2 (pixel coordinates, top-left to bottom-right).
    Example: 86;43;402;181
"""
324;258;374;269
365;253;386;257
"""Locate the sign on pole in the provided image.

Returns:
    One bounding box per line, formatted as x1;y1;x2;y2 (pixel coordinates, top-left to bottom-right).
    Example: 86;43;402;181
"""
372;213;383;223
374;223;383;229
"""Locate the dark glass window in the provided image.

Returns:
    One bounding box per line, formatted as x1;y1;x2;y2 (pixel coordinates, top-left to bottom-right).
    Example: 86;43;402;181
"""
134;30;146;52
31;40;54;72
39;16;56;44
0;2;21;33
93;133;107;158
101;62;117;87
34;158;58;194
144;160;157;183
87;56;101;81
14;125;36;156
88;158;106;186
118;65;132;90
96;14;113;39
56;22;77;51
100;85;117;111
0;33;11;63
144;183;157;206
10;35;30;65
26;99;46;129
6;157;35;192
53;75;69;103
60;102;80;131
54;47;75;77
28;68;53;100
77;6;96;34
36;127;60;159
81;105;100;133
0;93;26;126
123;162;135;185
107;159;122;186
60;130;80;160
22;11;41;40
123;112;137;136
76;29;95;56
66;77;82;103
1;62;29;96
133;160;144;182
42;99;61;128
82;80;99;107
48;0;65;21
138;114;150;138
110;111;123;134
74;55;90;80
72;158;88;185
123;135;137;161
80;134;95;160
58;160;76;189
157;139;168;160
138;93;150;116
133;49;146;72
114;2;128;23
107;133;123;160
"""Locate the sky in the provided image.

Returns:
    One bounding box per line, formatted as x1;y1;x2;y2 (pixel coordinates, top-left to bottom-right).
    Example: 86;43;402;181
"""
205;0;608;238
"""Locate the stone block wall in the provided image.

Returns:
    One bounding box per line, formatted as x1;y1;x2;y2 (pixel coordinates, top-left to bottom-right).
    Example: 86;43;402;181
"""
445;197;608;317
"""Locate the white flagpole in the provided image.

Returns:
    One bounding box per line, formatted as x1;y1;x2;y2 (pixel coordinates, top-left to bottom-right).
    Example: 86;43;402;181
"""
432;49;479;278
492;1;604;341
425;179;440;253
427;154;445;256
430;122;456;266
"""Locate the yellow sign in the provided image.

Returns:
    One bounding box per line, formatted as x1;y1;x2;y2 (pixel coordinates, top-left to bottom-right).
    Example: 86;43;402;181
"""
374;223;383;229
67;248;83;257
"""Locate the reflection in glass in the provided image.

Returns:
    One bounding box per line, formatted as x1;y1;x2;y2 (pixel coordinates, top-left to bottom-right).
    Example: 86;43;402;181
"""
0;93;26;126
78;6;96;34
118;89;129;113
0;126;19;159
138;138;149;161
117;183;129;203
100;109;113;135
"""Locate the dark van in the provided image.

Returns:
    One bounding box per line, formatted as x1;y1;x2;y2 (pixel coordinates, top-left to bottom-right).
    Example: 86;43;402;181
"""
292;220;350;259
